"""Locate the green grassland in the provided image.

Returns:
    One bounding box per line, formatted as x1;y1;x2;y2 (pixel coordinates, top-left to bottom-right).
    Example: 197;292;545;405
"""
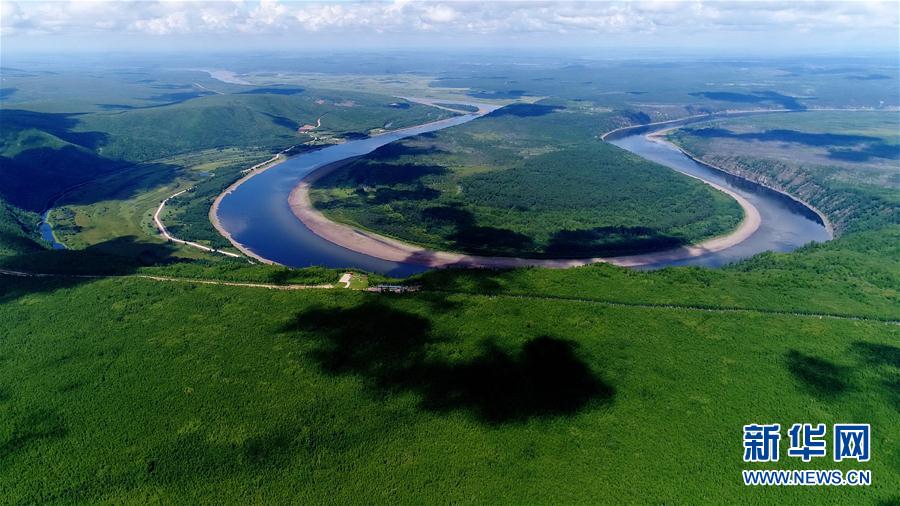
1;265;897;504
48;148;273;252
311;102;743;258
667;111;899;234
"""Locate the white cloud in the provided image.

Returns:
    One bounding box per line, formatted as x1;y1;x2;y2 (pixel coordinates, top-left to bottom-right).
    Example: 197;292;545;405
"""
1;1;897;49
422;5;458;24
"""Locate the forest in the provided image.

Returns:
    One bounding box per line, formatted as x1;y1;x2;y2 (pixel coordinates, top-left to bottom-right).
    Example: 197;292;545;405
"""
311;102;743;258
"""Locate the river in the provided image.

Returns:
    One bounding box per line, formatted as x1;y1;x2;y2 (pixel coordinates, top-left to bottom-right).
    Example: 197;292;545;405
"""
39;209;67;250
215;112;831;276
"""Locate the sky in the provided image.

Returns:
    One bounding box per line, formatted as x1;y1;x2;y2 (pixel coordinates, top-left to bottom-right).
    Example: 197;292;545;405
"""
2;1;899;54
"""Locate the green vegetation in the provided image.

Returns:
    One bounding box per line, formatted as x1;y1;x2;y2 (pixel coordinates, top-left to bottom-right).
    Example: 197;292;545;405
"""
2;57;899;504
2;70;453;215
434;102;480;112
0;197;44;256
311;102;743;257
1;266;897;503
415;225;900;321
667;111;899;234
1;67;455;265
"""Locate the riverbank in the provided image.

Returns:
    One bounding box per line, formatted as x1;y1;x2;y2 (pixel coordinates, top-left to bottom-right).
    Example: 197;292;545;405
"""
209;152;291;265
211;110;494;266
648;127;835;238
154;187;243;259
287;149;761;269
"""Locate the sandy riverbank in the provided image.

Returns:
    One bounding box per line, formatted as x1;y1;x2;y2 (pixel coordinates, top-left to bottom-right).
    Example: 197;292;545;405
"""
648;128;834;237
209;154;289;265
210;108;496;264
287;145;762;269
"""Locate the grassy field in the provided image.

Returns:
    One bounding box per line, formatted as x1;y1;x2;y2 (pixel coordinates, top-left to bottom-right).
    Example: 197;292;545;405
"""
311;102;743;258
0;269;896;504
667;111;899;234
44;148;267;252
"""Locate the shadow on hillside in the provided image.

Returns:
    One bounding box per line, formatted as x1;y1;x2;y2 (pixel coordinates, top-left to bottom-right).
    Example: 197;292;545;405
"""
466;89;526;100
0;408;68;465
0;147;128;211
785;350;850;399
59;162;185;209
851;342;900;368
545;226;686;258
283;300;614;424
238;87;305;95
262;112;298;130
338;161;448;186
0;109;188;211
851;341;900;410
688;91;807;110
421;205;535;255
485;103;564;117
682;127;898;162
0;236;181;300
367;140;450;160
413;268;507;295
96;89;217;110
1;109;109;149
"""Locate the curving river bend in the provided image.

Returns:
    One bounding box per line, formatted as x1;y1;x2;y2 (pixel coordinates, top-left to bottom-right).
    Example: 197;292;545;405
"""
215;111;831;276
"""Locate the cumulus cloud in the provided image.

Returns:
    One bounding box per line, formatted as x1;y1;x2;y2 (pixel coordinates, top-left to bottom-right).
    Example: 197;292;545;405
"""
1;1;897;49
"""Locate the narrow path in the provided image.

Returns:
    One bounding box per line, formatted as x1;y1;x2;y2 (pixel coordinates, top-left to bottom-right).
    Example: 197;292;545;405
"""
209;148;300;265
153;188;244;259
0;268;332;290
192;82;224;95
1;267;895;324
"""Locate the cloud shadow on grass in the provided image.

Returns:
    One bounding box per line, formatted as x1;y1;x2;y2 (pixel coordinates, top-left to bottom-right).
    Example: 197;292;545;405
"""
0;236;185;301
545;226;686;258
283;300;614;424
851;342;900;369
680;127;899;162
0;408;68;463
785;350;851;399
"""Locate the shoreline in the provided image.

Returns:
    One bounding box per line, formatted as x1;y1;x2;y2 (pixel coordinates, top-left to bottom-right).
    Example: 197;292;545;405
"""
287;147;761;269
209;152;289;265
210;109;492;264
648;128;835;238
216;105;847;270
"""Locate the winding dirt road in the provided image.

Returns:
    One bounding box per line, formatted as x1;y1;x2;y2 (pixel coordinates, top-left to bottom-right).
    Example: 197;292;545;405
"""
153;188;244;259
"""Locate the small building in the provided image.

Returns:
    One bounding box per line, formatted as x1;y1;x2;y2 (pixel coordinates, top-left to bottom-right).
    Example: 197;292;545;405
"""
368;284;420;294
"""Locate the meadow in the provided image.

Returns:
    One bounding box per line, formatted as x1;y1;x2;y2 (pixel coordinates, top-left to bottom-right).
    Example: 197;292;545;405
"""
0;268;897;504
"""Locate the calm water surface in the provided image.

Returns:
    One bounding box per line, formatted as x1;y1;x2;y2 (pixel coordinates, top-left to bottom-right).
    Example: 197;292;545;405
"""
216;114;831;275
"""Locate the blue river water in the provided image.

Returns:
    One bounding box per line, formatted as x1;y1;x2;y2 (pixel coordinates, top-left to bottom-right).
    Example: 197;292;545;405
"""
216;114;831;276
39;209;67;249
